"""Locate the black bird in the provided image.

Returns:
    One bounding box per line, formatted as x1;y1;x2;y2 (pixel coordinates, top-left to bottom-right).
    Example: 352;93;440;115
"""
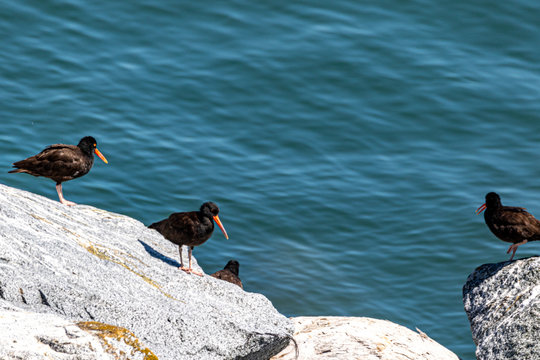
149;202;229;276
210;260;243;289
476;192;540;260
9;136;108;206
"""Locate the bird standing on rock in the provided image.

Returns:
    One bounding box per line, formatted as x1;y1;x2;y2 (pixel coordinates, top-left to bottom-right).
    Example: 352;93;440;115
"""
476;192;540;261
9;136;108;206
149;202;229;276
210;260;243;289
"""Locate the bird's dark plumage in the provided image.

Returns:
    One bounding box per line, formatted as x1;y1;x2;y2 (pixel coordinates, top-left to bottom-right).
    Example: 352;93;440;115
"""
9;136;108;206
477;192;540;260
149;202;229;275
210;260;243;289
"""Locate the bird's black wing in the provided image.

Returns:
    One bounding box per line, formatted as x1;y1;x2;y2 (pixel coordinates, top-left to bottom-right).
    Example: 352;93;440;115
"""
167;212;197;244
210;270;243;288
12;144;90;181
494;207;540;240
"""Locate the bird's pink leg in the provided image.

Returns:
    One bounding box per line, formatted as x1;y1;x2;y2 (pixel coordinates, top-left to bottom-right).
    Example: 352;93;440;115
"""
178;245;187;271
507;240;528;261
56;183;76;206
180;246;203;276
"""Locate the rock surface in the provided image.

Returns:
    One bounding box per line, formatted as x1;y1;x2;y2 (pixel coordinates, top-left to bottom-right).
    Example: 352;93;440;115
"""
0;300;156;360
270;316;460;360
0;183;292;359
463;257;540;360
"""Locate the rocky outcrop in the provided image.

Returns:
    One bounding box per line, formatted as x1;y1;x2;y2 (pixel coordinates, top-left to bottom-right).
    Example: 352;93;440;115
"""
270;316;460;360
0;183;292;359
463;257;540;360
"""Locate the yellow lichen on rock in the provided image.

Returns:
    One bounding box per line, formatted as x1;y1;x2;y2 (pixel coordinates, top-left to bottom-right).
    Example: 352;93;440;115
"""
77;321;158;360
83;243;181;301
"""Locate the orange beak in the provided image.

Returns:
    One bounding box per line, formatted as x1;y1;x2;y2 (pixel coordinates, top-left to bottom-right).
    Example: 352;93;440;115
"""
213;215;229;239
475;203;486;215
94;148;108;164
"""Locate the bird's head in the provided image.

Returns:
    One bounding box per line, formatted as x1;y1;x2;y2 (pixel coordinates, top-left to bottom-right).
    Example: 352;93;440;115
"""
78;136;108;164
476;192;501;215
224;260;240;276
201;202;229;239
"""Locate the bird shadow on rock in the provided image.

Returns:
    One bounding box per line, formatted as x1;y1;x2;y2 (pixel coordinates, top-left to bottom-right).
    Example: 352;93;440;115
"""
138;239;180;268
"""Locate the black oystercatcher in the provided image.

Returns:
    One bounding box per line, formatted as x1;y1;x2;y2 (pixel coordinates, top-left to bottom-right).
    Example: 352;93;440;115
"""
9;136;108;206
476;192;540;261
148;202;229;276
210;260;243;289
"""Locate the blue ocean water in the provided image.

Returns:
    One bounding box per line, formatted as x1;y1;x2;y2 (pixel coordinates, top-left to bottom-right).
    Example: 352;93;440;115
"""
2;1;540;358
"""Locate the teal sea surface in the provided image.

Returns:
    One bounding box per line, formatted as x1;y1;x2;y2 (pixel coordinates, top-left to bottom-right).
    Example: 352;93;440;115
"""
2;1;540;358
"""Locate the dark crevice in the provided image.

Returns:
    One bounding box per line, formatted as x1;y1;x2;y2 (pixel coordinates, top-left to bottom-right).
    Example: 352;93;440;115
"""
39;290;51;306
84;307;95;320
19;288;27;304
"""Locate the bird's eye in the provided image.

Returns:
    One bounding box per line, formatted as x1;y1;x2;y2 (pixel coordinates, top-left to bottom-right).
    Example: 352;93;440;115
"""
93;143;97;147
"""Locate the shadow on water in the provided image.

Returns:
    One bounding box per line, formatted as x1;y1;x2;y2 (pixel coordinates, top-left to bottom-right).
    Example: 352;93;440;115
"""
138;239;180;268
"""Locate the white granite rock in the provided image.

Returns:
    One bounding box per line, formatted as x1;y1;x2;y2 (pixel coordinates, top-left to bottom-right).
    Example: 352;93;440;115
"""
0;300;155;360
270;316;460;360
0;183;292;359
463;257;540;360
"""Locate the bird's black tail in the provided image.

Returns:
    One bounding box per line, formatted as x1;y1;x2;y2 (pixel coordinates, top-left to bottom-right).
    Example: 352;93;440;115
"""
148;220;165;234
